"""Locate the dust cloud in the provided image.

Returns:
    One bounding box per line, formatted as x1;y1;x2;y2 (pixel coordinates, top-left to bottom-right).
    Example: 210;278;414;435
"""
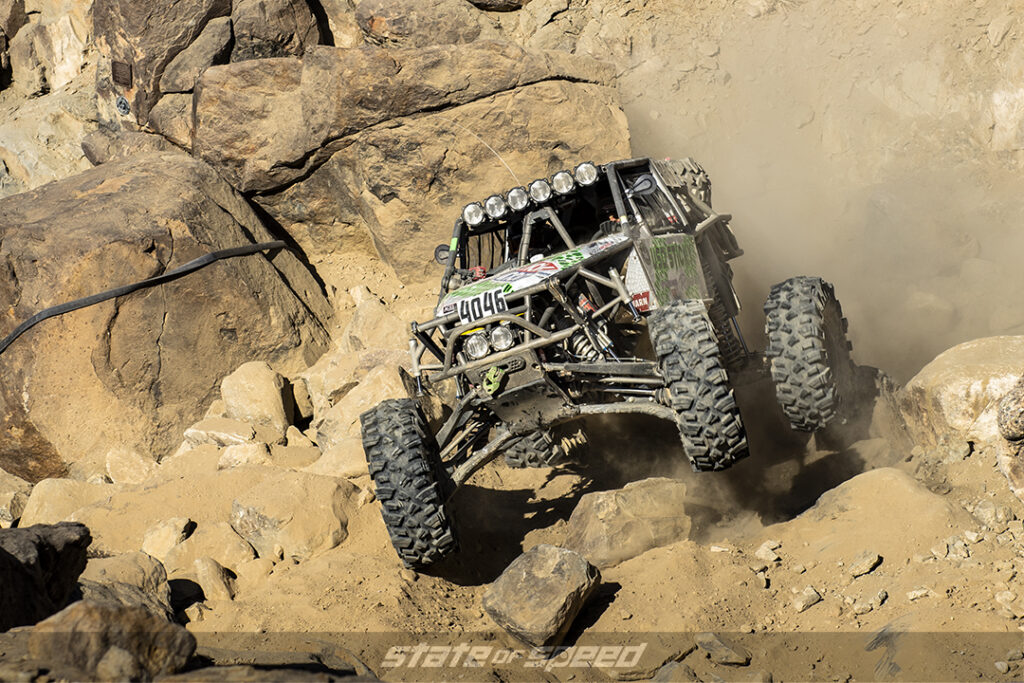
623;0;1024;382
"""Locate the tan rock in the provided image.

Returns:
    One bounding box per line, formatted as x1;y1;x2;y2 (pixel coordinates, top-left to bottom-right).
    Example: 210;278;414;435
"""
193;42;617;194
315;366;407;446
20;479;116;526
220;361;292;435
0;467;31;528
141;517;195;562
230;472;356;562
900;337;1024;450
28;601;195;678
162;522;255;576
233;556;275;594
149;93;194;149
217;443;272;470
184;418;256;448
153;444;222;483
340;287;407;353
285;425;314;449
302;439;368;479
231;0;320;62
563;478;691;568
81;551;169;593
8;13;88;96
0;153;330;481
105;447;156;485
483;544;599;648
299;343;408;419
160;16;232;93
269;443;322;469
193;556;235;601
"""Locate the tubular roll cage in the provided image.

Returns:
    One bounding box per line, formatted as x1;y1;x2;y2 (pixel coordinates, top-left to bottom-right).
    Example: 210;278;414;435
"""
408;158;736;394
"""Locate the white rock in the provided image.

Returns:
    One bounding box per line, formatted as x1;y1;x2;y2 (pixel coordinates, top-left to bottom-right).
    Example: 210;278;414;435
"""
302;439;368;479
183;417;256;447
315;366;408;445
755;541;781;563
907;587;931;601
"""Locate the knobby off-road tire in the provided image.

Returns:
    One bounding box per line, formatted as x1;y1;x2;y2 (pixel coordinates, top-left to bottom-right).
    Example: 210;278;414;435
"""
361;398;457;568
764;276;855;432
649;300;749;471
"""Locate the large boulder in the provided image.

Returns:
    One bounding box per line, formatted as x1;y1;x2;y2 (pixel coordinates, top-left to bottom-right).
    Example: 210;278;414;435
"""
900;336;1024;451
257;78;630;282
19;479;117;527
93;0;230;126
192;41;619;194
230;0;321;62
220;361;293;437
482;544;599;648
8;12;89;96
0;522;91;630
355;0;496;48
562;478;691;568
28;601;196;679
229;471;356;561
0;152;330;481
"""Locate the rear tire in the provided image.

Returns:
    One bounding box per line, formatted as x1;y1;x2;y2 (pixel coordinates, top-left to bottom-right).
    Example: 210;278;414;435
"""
649;300;749;471
361;398;457;568
764;276;855;432
503;427;587;468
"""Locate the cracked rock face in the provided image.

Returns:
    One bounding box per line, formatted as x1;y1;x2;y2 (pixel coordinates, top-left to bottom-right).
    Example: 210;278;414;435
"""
0;152;331;481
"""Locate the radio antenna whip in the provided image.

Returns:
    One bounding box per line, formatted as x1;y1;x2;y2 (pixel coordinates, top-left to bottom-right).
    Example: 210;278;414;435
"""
449;120;521;185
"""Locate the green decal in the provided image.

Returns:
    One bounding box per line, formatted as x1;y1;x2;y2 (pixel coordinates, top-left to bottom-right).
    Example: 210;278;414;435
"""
482;366;506;395
449;237;458;251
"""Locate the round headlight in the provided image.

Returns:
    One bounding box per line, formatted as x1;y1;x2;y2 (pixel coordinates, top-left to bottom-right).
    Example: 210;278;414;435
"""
528;179;552;203
462;202;486;226
552;171;575;195
463;332;490;360
484;194;507;220
489;325;515;352
574;162;598;186
506;186;529;212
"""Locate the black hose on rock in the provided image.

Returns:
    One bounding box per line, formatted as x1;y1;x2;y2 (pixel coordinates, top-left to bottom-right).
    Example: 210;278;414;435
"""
0;240;287;356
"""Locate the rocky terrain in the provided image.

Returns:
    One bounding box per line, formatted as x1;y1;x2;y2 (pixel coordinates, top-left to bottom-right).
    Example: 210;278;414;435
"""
1;0;1024;680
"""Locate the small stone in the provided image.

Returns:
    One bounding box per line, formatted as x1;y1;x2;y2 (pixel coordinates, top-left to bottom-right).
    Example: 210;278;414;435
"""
931;542;949;559
849;551;882;577
749;560;770;574
217;442;272;469
183;602;212;623
949;538;971;559
791;564;806;574
399;568;418;583
964;530;982;543
793;586;822;612
286;425;315;449
183;418;255;447
141;517;195;563
755;571;769;589
220;361;292;435
997;532;1015;545
872;590;889;608
853;602;873;615
995;661;1010;674
710;545;731;553
694;632;751;666
995;591;1016;608
193;557;235;601
907;587;931;601
755;541;780;563
1007;649;1023;662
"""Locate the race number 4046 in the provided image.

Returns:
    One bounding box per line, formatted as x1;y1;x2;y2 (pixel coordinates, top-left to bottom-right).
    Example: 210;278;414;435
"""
458;290;507;324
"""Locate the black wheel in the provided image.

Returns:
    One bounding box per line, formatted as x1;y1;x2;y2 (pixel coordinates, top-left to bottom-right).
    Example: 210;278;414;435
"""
649;300;749;471
361;398;457;568
764;276;855;432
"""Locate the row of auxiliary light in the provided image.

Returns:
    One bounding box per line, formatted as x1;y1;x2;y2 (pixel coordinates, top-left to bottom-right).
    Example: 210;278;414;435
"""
461;162;600;227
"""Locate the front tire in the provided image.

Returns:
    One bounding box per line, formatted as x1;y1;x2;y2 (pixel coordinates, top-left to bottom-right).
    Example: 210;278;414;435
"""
764;276;855;432
649;300;749;471
361;398;457;568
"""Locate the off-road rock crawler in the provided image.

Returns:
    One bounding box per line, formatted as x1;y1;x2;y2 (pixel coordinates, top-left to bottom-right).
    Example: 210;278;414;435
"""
360;157;856;568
